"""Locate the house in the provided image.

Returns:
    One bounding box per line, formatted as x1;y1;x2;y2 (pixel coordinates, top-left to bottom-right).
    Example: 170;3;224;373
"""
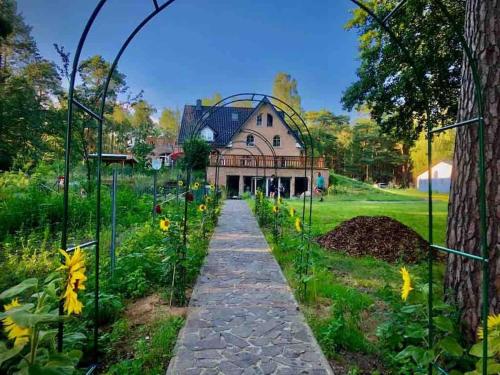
178;97;328;197
146;136;182;167
416;161;452;193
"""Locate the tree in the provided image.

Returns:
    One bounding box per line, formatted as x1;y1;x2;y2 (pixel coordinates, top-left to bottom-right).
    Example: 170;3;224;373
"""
342;0;464;142
445;0;499;340
347;118;404;183
0;0;63;170
158;107;180;142
201;92;222;106
181;137;211;171
130;100;157;164
342;0;464;187
272;72;302;114
306;110;351;171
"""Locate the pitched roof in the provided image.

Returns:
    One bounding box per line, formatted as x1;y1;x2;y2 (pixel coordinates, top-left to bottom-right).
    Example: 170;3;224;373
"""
178;98;301;147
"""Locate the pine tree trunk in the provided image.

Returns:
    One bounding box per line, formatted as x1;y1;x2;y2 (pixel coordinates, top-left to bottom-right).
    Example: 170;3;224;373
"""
445;0;499;341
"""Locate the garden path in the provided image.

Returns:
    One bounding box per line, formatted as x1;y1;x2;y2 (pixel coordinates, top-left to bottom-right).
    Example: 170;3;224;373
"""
167;200;333;375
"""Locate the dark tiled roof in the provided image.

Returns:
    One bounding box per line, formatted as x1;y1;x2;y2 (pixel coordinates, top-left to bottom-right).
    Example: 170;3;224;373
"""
178;98;301;147
178;105;254;147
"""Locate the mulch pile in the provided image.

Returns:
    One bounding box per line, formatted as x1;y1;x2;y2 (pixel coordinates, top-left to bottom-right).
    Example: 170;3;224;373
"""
316;216;428;263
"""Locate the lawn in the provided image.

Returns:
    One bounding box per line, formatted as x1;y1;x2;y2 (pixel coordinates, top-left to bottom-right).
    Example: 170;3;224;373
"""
257;178;452;373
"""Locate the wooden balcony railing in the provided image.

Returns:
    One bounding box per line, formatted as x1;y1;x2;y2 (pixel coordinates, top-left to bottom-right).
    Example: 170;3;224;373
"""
209;154;326;169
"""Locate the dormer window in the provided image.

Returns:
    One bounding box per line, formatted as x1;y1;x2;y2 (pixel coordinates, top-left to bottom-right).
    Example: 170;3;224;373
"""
232;112;239;121
267;114;273;127
246;134;255;146
200;126;214;142
256;114;262;126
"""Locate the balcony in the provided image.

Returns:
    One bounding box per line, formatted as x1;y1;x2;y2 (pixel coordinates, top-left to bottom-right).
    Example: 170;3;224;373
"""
209;154;326;169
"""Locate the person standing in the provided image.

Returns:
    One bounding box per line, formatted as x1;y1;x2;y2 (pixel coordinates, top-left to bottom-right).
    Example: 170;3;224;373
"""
316;172;325;202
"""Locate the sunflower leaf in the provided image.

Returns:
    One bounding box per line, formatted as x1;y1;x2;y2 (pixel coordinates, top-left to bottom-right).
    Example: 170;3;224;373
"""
0;341;24;366
0;278;38;301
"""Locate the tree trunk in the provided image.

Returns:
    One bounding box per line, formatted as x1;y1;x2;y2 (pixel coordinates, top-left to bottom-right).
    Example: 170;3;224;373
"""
445;0;499;341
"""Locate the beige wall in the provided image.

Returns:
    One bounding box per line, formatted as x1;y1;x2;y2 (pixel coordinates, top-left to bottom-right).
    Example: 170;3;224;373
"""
221;103;302;157
207;166;329;197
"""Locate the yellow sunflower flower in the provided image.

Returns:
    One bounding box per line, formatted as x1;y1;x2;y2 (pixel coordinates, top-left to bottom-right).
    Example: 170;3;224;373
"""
192;182;200;190
272;205;279;214
58;247;87;315
209;184;215;191
198;204;207;212
477;313;500;339
289;207;296;217
2;299;31;347
278;197;283;204
160;218;171;232
295;217;303;233
205;196;212;204
178;180;184;187
400;267;413;301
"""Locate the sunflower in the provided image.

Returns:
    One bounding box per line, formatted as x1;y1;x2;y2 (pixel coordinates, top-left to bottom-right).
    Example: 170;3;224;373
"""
295;217;303;233
289;207;296;217
2;299;31;347
205;196;212;204
192;182;200;190
58;248;87;315
272;205;279;213
198;204;207;212
477;313;500;339
209;184;215;191
160;218;171;232
400;267;413;301
278;197;283;204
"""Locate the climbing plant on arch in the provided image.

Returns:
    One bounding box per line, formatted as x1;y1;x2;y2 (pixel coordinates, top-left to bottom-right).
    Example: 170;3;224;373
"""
59;0;490;373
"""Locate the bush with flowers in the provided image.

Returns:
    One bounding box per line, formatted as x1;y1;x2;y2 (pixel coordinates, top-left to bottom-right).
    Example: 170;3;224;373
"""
376;266;478;374
0;248;87;373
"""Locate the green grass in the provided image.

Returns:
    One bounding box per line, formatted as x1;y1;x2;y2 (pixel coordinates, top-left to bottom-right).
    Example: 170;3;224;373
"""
254;183;449;370
291;178;449;245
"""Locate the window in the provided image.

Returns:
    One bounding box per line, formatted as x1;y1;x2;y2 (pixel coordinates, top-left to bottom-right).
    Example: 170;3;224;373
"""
273;135;281;147
232;112;239;121
267;114;273;127
246;134;255;146
200;127;214;141
256;114;262;126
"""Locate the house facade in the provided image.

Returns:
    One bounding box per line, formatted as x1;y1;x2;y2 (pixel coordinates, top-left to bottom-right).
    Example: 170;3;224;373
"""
178;97;328;197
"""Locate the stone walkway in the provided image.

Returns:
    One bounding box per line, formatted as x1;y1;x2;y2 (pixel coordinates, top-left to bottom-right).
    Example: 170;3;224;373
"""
167;200;333;375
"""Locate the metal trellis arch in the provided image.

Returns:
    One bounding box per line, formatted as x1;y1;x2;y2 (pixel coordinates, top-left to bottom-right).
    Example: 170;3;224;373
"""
61;1;489;373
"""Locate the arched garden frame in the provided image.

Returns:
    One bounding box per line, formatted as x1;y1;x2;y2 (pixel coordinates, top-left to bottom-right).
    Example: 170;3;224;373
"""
212;129;278;202
60;1;490;373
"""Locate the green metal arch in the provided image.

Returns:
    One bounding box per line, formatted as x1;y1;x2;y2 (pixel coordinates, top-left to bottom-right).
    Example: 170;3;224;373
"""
61;1;489;373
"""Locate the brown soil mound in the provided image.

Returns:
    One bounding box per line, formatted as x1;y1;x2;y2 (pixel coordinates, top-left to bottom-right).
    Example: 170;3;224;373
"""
125;293;186;326
317;216;428;263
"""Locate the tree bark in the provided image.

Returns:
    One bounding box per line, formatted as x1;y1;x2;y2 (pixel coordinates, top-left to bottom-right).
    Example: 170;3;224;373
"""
445;0;499;341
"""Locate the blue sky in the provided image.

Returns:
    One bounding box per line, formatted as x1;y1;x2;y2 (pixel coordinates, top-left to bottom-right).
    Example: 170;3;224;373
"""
18;0;361;117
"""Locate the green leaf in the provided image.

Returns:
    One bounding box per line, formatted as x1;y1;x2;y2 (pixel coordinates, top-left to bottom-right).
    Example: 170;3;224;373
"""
486;361;500;374
470;340;498;357
400;304;421;314
404;323;426;339
0;341;24;366
438;336;464;357
0;278;38;301
470;342;484;357
3;309;60;328
433;316;454;333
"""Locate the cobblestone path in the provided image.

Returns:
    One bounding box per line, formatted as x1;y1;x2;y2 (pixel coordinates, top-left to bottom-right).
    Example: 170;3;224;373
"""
167;200;333;375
